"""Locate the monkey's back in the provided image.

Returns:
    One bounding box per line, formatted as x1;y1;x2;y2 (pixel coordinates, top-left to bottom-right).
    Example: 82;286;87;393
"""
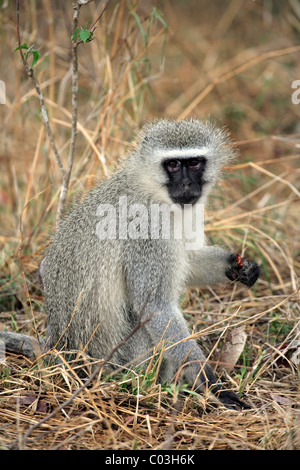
43;173;131;359
43;162;193;362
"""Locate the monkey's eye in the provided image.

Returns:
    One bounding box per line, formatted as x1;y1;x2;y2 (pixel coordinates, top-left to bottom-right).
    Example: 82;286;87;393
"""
166;159;181;172
187;158;206;170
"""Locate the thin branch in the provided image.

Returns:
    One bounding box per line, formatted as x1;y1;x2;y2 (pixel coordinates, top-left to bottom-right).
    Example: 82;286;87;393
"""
89;0;113;34
56;0;113;225
16;0;65;178
55;1;81;225
16;0;113;226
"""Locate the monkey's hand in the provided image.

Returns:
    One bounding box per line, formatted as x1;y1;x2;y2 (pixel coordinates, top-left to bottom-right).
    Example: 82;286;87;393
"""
225;253;260;288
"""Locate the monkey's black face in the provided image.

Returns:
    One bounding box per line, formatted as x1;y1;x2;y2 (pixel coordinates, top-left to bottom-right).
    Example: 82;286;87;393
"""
163;157;207;205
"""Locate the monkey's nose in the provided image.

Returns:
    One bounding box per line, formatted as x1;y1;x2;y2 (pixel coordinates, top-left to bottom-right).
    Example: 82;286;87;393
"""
181;180;192;191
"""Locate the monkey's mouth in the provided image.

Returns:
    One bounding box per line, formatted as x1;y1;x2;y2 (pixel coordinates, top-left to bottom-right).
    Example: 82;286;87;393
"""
170;191;202;206
166;180;206;206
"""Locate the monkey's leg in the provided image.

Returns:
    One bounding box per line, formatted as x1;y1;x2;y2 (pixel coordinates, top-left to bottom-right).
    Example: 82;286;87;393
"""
142;306;250;409
115;326;156;370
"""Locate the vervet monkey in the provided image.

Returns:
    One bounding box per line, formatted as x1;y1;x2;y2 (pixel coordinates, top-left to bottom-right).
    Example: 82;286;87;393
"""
2;119;260;408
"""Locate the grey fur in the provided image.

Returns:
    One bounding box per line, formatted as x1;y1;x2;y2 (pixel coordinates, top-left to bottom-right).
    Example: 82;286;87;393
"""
0;331;43;359
4;119;260;408
41;118;260;408
43;119;236;363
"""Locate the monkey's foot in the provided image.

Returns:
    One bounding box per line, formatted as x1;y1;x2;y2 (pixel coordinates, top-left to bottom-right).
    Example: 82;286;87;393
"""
214;387;251;410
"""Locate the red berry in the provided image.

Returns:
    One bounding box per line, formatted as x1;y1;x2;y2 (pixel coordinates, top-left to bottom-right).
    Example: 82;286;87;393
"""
236;254;244;267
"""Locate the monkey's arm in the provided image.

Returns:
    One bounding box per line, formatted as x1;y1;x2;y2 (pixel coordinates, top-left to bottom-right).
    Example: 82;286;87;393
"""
126;252;250;409
187;246;260;288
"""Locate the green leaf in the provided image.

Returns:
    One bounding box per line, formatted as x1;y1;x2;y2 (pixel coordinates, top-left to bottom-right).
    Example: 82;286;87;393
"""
14;43;40;68
131;11;148;46
31;49;40;68
182;389;198;397
79;29;93;43
164;386;174;396
72;27;93;43
152;7;169;30
71;28;80;41
14;43;29;52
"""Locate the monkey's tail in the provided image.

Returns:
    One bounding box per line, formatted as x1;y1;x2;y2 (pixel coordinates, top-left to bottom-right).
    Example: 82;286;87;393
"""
0;331;44;360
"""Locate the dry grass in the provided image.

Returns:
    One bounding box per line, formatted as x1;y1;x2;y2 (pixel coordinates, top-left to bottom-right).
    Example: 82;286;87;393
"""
0;0;299;450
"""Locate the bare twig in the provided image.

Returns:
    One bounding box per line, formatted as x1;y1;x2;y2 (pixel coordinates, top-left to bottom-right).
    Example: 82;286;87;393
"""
89;0;113;34
15;0;112;227
56;0;113;225
16;0;65;178
55;1;81;225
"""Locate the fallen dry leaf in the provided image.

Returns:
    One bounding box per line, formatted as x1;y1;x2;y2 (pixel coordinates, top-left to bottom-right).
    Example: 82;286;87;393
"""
21;394;48;414
219;327;247;373
291;340;300;367
270;393;294;406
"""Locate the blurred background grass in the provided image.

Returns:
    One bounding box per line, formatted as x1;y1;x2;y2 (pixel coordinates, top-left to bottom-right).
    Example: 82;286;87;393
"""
0;0;299;450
